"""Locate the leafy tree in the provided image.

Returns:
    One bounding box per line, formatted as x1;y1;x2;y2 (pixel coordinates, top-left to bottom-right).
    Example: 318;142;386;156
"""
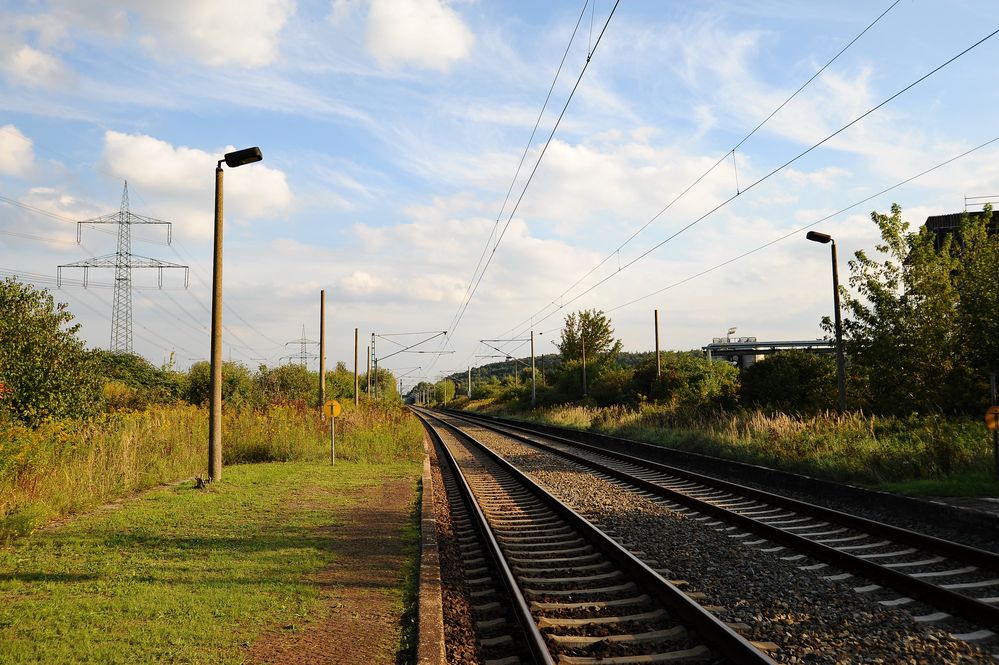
92;350;185;407
325;361;356;400
740;351;836;414
556;309;622;398
186;360;255;408
840;204;962;414
435;379;456;404
255;363;315;405
953;205;999;386
0;278;101;425
651;352;740;411
557;309;622;364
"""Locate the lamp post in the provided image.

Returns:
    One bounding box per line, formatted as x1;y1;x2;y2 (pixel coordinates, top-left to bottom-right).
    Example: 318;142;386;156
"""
209;146;263;483
806;230;846;411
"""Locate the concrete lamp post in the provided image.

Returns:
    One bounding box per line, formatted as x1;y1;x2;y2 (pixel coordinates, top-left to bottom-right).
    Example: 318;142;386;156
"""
208;146;263;483
806;230;847;411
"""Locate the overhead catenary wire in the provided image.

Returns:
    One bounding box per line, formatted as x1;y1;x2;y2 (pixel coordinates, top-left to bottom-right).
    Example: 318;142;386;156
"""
436;0;622;373
497;0;904;341
442;0;597;348
526;134;999;336
503;24;999;340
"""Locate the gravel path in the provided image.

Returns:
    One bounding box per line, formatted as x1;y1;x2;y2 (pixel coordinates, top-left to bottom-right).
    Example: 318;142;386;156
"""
442;415;992;664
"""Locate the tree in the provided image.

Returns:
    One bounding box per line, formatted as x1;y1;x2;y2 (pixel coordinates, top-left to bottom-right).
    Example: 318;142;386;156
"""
740;351;836;414
0;278;102;425
255;363;315;405
953;205;999;386
839;204;961;414
557;309;621;363
633;351;739;411
186;360;255;408
556;309;622;398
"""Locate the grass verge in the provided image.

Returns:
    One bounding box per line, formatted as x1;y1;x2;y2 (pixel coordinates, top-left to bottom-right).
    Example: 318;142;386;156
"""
0;460;420;664
1;401;424;542
461;399;999;497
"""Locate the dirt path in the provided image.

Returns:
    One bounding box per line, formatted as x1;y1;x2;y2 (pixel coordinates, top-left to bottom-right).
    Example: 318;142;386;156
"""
247;477;417;664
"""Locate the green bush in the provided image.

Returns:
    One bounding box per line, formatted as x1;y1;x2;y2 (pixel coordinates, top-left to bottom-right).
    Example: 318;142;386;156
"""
255;363;316;406
0;278;102;426
740;350;837;414
634;352;739;410
186;361;255;408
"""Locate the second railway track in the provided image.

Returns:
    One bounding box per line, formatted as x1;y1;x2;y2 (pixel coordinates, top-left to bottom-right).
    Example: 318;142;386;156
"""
424;407;997;663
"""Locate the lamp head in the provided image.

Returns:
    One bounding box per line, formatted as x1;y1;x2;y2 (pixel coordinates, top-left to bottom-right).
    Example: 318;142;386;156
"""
223;147;263;168
806;231;832;244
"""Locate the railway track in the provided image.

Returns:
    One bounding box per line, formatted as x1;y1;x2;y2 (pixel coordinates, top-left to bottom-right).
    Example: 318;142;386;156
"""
415;407;776;664
442;408;999;655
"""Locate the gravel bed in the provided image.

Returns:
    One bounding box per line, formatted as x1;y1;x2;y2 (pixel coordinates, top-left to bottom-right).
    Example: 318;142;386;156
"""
427;435;485;664
469;414;999;555
448;417;994;664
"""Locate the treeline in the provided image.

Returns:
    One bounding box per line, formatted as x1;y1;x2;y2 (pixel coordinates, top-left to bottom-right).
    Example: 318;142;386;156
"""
0;277;396;428
442;204;999;419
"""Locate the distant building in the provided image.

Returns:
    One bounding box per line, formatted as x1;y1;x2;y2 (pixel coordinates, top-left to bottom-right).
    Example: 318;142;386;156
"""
924;209;997;251
702;337;834;369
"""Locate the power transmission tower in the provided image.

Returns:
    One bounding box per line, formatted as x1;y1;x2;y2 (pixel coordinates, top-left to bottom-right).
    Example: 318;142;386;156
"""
281;325;319;366
57;181;189;353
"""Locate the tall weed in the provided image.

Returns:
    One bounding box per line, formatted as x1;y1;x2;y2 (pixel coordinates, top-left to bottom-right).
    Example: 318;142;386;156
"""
0;401;423;542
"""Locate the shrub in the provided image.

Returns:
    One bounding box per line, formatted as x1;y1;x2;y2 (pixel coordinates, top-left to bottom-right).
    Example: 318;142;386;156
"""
740;350;837;414
0;278;102;426
186;361;255;408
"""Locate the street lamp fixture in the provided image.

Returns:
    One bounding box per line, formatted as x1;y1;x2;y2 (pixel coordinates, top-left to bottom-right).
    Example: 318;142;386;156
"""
208;146;263;483
807;230;846;411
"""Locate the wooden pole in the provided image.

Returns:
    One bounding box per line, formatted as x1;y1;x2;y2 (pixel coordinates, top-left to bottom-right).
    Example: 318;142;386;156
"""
208;164;224;482
531;330;536;407
366;345;371;398
654;308;661;379
319;290;326;416
354;328;359;405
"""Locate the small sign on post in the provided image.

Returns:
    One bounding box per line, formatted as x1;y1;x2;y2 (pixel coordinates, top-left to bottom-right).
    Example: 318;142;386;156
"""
323;400;342;465
985;405;999;478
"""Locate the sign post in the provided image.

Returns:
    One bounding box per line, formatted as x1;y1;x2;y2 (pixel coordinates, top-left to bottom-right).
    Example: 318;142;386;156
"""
986;404;999;478
323;400;342;465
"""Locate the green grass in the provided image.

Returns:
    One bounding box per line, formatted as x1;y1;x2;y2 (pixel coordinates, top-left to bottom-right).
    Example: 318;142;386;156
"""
1;401;425;542
0;460;420;664
464;399;999;497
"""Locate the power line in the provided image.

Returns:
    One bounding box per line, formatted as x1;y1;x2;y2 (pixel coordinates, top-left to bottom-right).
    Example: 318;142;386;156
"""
437;0;622;365
533;134;999;333
504;24;999;340
498;0;903;340
444;0;593;341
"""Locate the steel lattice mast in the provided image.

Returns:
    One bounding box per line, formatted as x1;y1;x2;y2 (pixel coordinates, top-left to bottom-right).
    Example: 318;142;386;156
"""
58;181;189;353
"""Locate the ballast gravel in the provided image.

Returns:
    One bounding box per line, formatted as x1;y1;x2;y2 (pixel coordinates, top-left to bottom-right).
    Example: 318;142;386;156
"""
444;416;993;664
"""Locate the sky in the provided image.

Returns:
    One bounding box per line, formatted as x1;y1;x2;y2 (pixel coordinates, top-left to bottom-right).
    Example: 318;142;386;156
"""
1;0;998;392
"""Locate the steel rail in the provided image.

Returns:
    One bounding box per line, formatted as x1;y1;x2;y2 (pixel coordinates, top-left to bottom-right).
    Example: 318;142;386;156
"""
414;409;552;664
444;409;999;632
416;407;777;664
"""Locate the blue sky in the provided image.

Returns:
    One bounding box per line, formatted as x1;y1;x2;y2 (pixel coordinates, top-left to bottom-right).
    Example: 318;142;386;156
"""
2;0;998;390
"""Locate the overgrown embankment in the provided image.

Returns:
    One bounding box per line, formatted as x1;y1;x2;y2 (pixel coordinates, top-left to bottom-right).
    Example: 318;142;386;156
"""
459;398;997;496
0;401;423;542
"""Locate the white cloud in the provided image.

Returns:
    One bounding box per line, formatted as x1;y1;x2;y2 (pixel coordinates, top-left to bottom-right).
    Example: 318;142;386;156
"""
101;131;293;239
40;0;294;68
0;125;35;176
129;0;295;68
365;0;474;71
1;44;72;88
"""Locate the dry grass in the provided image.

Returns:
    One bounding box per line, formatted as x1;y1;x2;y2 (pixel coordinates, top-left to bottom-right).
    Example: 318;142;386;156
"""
468;399;994;488
0;401;423;542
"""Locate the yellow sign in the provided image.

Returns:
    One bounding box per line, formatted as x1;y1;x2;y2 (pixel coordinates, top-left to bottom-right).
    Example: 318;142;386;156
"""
323;400;342;418
986;406;999;431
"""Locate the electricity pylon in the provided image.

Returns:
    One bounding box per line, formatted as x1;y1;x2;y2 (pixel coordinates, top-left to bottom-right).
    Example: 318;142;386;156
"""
281;325;319;366
57;181;189;353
